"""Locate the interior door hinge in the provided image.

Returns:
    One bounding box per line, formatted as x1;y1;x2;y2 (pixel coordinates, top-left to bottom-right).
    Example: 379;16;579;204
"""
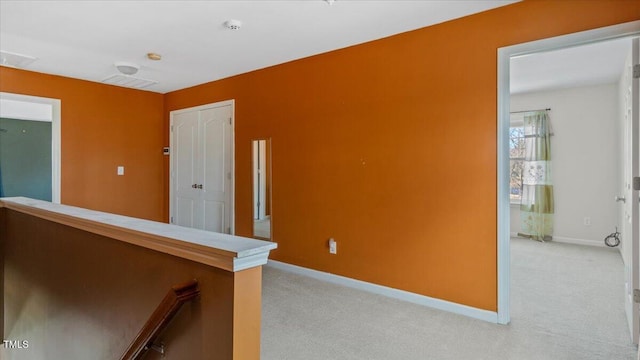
229;117;232;125
170;216;174;224
634;64;640;79
634;177;640;191
227;227;231;234
171;125;174;132
634;289;640;303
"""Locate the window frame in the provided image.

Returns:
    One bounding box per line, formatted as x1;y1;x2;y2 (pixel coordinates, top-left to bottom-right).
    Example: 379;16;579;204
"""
509;117;525;205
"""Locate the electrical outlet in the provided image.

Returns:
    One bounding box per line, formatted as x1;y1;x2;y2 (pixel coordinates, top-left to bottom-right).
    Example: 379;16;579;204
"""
117;166;125;176
329;238;337;254
584;217;591;226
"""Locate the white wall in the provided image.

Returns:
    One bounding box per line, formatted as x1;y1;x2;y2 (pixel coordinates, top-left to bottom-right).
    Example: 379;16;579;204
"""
510;83;620;246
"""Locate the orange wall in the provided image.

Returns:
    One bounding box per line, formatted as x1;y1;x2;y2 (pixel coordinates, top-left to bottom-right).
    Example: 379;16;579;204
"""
0;68;165;221
0;0;637;312
165;0;640;311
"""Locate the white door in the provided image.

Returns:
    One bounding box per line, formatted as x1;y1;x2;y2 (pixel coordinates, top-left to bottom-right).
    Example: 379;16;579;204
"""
621;38;640;344
170;101;234;234
172;110;199;228
200;106;232;233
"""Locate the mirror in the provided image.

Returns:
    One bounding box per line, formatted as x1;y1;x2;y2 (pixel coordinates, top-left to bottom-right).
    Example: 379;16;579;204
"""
252;139;272;240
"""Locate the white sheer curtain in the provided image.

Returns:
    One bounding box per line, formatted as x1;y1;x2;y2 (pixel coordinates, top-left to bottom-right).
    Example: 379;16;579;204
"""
519;110;554;241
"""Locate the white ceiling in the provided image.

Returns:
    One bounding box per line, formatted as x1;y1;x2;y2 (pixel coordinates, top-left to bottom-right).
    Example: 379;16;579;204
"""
1;1;630;95
0;0;519;93
510;37;632;95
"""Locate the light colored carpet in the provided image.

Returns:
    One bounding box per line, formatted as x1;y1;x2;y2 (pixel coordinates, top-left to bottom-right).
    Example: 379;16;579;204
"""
261;238;637;359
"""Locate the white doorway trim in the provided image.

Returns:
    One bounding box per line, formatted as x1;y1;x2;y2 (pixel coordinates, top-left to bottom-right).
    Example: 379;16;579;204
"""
0;92;61;204
497;20;640;325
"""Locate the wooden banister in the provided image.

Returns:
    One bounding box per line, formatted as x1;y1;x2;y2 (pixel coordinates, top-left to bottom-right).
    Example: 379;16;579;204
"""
121;279;200;360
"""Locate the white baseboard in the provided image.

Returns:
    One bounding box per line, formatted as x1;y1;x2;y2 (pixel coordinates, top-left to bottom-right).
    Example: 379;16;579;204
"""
553;236;607;247
510;232;607;247
266;260;499;324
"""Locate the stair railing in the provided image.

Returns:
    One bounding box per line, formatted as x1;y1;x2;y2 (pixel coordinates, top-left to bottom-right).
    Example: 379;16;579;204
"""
120;279;200;360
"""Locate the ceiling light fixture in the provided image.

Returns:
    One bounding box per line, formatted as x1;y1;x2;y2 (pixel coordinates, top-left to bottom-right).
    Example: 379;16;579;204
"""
147;52;162;61
114;61;139;75
224;19;242;30
325;0;335;5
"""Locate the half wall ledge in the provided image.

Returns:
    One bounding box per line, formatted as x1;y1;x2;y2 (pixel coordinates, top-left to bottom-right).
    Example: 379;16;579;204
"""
0;197;277;272
0;196;276;359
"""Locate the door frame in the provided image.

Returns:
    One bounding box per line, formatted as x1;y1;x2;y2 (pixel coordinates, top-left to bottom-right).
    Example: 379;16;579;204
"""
0;92;61;203
622;38;640;342
497;20;640;325
169;99;235;234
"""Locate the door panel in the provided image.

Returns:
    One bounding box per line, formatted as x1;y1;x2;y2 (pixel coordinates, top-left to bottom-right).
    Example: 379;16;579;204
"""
633;37;640;344
200;105;232;233
173;111;199;228
203;200;225;233
622;37;639;344
201;111;227;193
175;197;196;228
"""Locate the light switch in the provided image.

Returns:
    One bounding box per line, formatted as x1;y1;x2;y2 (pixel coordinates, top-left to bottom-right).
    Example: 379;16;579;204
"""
117;166;125;175
329;238;337;254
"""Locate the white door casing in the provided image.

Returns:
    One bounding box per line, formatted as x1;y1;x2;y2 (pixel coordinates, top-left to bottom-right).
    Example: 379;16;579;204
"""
636;37;640;345
497;21;640;326
624;37;640;344
0;92;61;204
170;100;234;234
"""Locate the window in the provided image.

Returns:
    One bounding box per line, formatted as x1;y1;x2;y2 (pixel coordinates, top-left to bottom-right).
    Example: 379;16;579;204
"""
509;124;525;203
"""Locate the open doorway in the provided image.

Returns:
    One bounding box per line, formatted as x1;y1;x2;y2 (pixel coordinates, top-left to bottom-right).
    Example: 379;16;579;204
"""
0;116;52;200
497;20;640;342
508;38;635;351
0;92;61;203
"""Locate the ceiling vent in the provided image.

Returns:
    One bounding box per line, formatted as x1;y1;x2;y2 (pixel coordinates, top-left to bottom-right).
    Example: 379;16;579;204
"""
102;74;158;90
0;50;37;68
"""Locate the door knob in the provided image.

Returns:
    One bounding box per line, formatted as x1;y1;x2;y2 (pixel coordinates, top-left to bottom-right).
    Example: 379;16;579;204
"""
197;184;203;189
615;196;626;203
192;184;198;189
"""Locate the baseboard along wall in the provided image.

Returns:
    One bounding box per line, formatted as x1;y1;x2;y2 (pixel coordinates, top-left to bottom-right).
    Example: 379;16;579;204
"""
510;233;607;248
266;260;499;324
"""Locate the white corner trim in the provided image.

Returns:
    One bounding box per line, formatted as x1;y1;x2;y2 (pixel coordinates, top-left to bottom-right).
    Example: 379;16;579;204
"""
266;260;498;324
497;44;512;326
